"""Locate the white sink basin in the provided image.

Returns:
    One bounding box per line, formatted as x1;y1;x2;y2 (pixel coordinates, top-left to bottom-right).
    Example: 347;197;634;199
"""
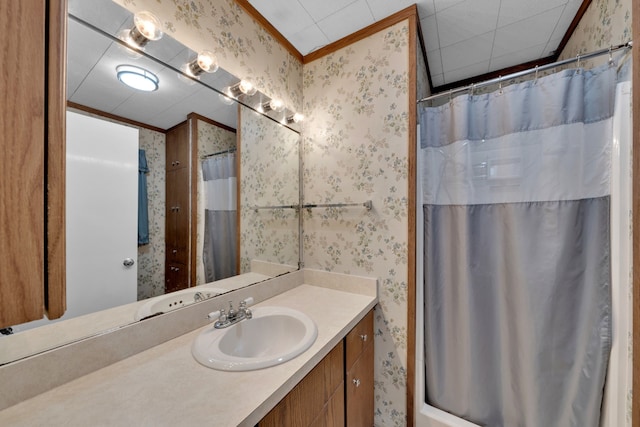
191;306;318;371
134;288;226;321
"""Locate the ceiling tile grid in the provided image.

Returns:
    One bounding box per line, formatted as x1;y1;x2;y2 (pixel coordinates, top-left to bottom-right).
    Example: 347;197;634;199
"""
248;0;585;87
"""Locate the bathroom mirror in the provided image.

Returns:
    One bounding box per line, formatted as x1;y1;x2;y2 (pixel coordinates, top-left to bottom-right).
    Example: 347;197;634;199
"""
0;0;300;365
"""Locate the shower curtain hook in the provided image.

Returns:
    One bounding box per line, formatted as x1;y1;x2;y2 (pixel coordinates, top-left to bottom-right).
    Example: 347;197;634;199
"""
449;89;453;103
576;53;581;73
498;75;503;94
534;65;539;83
608;46;614;66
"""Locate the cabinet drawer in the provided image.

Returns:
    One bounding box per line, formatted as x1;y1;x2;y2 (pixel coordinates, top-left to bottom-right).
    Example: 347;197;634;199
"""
345;310;373;370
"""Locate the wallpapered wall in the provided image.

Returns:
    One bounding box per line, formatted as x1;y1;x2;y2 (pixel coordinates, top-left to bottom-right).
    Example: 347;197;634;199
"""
303;22;411;426
137;128;167;300
239;105;300;273
195;118;237;285
115;0;302;113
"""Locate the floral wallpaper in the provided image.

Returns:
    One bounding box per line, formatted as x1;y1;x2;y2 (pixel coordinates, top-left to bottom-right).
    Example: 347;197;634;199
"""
194;118;237;284
114;0;302;113
137;128;167;300
303;21;410;426
239;105;300;273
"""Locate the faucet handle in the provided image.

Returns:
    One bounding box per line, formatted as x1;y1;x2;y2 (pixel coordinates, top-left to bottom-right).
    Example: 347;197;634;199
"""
218;308;227;323
227;301;235;316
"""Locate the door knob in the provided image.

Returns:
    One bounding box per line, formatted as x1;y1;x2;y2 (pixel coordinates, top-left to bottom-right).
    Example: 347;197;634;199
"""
123;258;135;267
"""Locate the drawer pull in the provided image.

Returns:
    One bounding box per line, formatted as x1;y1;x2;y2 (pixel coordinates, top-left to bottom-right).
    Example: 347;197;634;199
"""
352;378;361;387
360;334;368;342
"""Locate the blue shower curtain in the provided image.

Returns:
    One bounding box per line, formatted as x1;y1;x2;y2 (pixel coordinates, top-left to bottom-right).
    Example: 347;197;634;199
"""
419;64;618;426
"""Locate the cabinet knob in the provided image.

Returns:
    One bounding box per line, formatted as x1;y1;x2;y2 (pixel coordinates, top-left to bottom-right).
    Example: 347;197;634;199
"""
172;249;178;254
360;334;368;342
352;378;361;387
175;161;180;166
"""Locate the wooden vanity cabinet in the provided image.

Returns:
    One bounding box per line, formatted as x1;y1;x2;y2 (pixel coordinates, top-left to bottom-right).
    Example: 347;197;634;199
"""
258;310;374;427
0;0;67;329
165;121;192;293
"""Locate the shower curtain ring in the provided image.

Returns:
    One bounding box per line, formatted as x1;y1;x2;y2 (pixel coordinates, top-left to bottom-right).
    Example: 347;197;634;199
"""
576;54;581;72
608;46;614;66
534;65;539;83
498;76;503;94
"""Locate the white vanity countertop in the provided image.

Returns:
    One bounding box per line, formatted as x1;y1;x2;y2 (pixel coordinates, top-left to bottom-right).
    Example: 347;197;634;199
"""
0;283;377;426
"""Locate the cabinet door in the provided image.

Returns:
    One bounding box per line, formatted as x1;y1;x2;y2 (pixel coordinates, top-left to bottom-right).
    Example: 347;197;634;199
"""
166;122;189;171
345;310;373;370
0;0;46;328
346;341;374;427
165;167;190;264
165;262;188;293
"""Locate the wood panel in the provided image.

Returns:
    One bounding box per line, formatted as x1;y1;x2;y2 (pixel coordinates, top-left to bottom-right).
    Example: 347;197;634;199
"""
0;0;46;328
632;0;640;423
346;340;375;427
260;341;344;427
46;0;68;320
166;121;189;171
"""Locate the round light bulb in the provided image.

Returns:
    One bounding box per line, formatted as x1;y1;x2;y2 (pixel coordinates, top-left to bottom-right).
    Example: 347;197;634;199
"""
292;113;304;123
269;98;285;112
238;79;257;96
197;50;218;73
133;11;163;41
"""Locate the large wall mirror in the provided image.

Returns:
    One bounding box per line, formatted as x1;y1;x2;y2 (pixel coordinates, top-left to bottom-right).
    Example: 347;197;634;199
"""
0;0;301;365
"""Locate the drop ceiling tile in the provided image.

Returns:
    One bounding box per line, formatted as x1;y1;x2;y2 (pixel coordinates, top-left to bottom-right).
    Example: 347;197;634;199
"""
444;60;491;84
436;0;500;48
365;0;420;20
420;14;440;53
492;6;564;58
544;37;564;57
497;0;568;27
290;24;332;55
317;0;375;42
416;0;437;18
298;0;358;22
441;31;494;72
431;73;445;87
426;50;444;75
489;42;548;71
248;0;314;37
434;0;466;13
549;0;583;41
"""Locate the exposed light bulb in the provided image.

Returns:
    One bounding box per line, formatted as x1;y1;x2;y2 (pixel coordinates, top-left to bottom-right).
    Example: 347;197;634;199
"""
238;79;257;96
122;11;163;49
184;50;218;78
269;98;285;112
290;112;304;123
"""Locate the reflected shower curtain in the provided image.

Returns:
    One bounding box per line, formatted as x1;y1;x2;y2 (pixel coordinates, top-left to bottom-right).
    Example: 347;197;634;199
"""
419;65;617;426
202;153;237;282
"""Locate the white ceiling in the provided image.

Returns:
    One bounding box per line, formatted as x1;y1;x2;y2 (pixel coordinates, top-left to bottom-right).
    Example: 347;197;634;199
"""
248;0;584;87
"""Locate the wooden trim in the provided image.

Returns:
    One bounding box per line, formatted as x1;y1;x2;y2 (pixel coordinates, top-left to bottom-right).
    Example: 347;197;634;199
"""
233;0;303;63
632;0;639;423
188;112;236;133
406;12;418;427
303;5;418;64
67;101;167;134
235;103;242;274
189;116;198;286
45;0;68;319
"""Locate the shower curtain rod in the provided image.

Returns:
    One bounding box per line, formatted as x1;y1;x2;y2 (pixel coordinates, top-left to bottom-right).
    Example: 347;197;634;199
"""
418;40;633;103
201;148;237;159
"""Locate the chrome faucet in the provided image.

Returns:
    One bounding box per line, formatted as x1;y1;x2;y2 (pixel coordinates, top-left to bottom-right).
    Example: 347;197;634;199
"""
208;298;253;329
193;292;205;303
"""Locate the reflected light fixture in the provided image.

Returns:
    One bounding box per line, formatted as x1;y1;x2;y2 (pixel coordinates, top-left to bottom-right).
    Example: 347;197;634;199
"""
116;65;159;91
184;50;219;77
219;93;235;105
286;112;304;124
119;10;163;49
226;79;258;98
262;98;285;113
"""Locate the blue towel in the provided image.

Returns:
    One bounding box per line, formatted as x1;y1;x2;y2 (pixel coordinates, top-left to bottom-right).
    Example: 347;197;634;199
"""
138;149;150;245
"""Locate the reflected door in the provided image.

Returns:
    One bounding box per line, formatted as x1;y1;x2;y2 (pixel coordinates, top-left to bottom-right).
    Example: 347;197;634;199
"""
66;111;139;318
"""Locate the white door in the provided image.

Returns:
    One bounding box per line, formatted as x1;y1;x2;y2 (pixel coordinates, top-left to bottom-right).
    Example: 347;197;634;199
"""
65;111;139;319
